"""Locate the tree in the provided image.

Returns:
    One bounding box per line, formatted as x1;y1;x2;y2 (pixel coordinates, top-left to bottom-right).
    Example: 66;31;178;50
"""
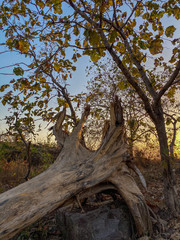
5;110;34;180
1;96;40;179
0;0;180;220
163;100;180;160
84;59;154;154
85;59;180;159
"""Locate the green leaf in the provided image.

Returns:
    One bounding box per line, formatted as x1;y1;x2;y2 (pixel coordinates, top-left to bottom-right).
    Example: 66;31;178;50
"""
118;80;126;90
89;50;101;62
138;40;147;50
109;30;117;43
149;39;163;55
166;118;171;125
13;67;24;76
166;87;175;98
165;26;176;38
73;26;80;36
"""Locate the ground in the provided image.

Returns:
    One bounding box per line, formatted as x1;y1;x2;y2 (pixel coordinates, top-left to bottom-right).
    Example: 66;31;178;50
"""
139;160;180;240
12;159;180;240
0;142;180;240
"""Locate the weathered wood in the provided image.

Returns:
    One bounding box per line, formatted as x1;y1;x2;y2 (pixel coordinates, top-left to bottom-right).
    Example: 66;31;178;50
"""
0;98;152;239
109;163;152;236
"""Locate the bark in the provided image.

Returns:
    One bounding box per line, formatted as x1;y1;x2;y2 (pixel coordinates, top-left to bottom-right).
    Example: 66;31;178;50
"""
169;116;177;160
0;98;152;239
24;141;31;181
153;104;180;216
156;123;179;216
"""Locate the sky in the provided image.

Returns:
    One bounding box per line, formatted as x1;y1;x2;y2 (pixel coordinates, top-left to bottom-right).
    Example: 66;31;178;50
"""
0;31;91;139
0;2;180;143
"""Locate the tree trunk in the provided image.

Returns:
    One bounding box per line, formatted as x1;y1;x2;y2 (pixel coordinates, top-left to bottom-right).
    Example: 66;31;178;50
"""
156;123;179;216
0;98;152;239
153;104;179;216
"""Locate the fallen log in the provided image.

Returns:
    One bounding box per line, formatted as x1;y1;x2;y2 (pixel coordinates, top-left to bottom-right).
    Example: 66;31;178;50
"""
0;97;152;239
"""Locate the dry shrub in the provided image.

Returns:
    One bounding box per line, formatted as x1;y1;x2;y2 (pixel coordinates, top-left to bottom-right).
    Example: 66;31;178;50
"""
133;148;160;169
0;159;28;193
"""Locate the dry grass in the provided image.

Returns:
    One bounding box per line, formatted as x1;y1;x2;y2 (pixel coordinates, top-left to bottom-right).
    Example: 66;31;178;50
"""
0;142;59;193
0;159;28;193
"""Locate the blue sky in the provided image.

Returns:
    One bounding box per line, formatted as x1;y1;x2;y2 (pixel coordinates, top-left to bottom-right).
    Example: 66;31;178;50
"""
0;6;179;140
0;31;91;138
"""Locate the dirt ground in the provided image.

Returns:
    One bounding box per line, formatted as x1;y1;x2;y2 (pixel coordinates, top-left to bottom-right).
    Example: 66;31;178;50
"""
139;160;180;240
10;159;180;240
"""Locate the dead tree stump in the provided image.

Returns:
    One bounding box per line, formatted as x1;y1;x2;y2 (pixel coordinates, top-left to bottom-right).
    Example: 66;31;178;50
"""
0;98;152;239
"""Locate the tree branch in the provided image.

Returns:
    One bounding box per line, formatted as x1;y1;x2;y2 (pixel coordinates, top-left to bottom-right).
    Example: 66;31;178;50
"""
112;0;120;28
27;44;78;126
97;28;156;122
67;0;99;28
164;112;179;159
120;1;141;29
0;63;30;70
53;108;68;147
14;113;31;181
66;0;156;122
0;51;10;55
156;60;180;103
47;71;77;126
101;16;158;100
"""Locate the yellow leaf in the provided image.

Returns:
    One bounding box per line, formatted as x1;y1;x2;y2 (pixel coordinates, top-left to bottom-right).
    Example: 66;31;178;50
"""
64;102;69;108
86;97;90;102
17;40;30;53
62;74;67;80
37;0;45;8
54;63;60;72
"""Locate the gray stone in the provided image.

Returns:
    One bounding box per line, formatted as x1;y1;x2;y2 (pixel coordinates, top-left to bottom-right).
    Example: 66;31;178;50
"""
56;203;135;240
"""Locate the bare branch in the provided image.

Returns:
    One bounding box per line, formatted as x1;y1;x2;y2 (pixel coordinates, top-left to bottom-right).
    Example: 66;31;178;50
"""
99;0;103;28
0;63;31;70
172;78;180;85
67;44;106;50
0;51;10;55
67;0;99;28
0;73;14;75
14;113;31;181
120;1;141;29
53;108;68;147
112;0;120;28
164;112;179;159
47;71;77;126
156;60;180;103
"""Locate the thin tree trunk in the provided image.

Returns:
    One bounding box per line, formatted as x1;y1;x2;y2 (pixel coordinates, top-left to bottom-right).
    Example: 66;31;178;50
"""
155;116;179;216
169;117;177;160
24;141;31;181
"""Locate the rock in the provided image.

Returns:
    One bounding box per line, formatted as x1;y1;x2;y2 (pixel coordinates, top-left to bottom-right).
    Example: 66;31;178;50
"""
138;236;150;240
56;202;135;240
